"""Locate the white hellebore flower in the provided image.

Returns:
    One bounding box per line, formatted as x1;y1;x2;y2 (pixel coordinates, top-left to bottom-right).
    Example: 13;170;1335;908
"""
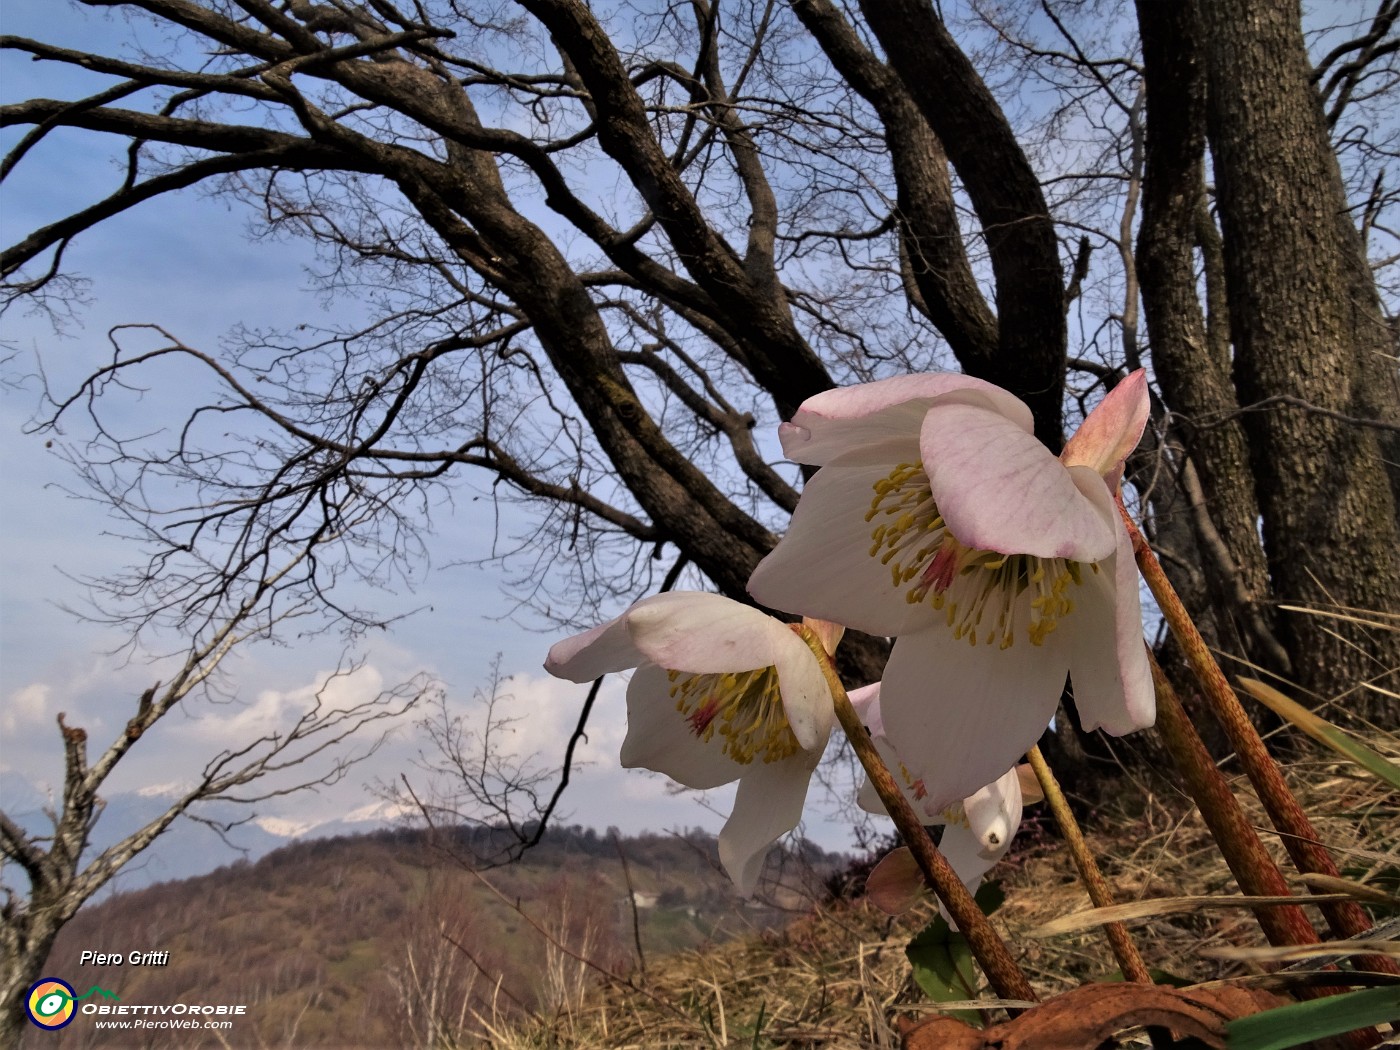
749;371;1154;811
544;592;840;895
849;683;1040;919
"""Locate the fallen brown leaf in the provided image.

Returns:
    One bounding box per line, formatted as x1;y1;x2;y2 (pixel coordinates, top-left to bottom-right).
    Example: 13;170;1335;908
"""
897;981;1295;1050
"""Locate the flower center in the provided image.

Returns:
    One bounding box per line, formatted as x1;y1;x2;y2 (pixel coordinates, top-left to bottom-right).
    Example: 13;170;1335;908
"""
941;801;970;828
866;463;1093;648
668;666;801;765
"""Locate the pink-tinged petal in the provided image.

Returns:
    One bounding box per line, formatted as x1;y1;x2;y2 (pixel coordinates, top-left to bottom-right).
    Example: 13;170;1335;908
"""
619;664;741;790
848;682;883;737
719;749;823;895
770;626;835;752
1016;763;1045;805
803;617;845;657
879;619;1068;811
748;455;936;636
1060;370;1150;489
1066;521;1155;735
866;847;927;915
625;591;788;674
780;374;1033;465
920;402;1116;562
545;613;646;683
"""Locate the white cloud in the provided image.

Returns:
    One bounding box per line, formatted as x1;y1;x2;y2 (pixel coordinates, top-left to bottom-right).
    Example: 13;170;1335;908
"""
183;663;392;744
2;681;49;736
486;671;629;768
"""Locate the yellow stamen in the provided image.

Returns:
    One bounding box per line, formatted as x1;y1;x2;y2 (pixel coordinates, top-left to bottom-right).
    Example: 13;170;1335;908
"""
668;666;800;764
868;463;1089;647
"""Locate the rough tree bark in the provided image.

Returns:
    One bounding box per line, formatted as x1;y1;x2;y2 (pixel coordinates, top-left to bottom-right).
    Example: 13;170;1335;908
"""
1200;0;1400;713
1135;0;1290;686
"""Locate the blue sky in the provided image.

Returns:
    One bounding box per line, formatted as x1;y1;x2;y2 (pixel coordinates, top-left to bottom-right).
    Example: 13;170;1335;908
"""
0;1;871;881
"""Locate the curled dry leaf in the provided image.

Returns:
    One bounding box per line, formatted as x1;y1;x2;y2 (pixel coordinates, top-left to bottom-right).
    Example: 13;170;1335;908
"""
897;982;1312;1050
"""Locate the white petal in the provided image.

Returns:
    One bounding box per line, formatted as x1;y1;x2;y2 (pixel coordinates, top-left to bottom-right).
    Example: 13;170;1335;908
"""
781;375;1033;466
770;626;835;751
938;821;1000;897
1066;519;1155;735
748;455;936;637
920;402;1116;562
718;750;822;895
619;664;741;790
625;591;788;673
878;622;1068;811
962;767;1023;861
857;773;883;816
856;734;928;816
545;613;646;683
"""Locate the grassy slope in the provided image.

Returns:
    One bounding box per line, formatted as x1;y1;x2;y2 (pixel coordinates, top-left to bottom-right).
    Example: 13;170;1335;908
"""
18;743;1396;1048
497;751;1398;1049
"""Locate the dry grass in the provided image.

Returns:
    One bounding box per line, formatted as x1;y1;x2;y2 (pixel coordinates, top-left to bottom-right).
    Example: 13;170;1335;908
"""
481;732;1397;1049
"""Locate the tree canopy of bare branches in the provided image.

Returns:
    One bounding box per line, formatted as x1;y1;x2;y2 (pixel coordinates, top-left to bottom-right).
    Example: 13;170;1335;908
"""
0;534;433;1043
3;0;1397;830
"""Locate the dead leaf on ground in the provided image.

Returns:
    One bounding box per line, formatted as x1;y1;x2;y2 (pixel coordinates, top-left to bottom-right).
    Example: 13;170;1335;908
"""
897;981;1309;1050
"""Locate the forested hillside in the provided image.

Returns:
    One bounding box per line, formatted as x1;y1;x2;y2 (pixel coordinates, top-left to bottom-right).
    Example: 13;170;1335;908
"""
26;825;844;1048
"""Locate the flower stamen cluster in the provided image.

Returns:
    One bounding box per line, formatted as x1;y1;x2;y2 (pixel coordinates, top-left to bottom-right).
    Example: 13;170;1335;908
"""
867;462;1089;648
669;667;800;764
750;370;1154;811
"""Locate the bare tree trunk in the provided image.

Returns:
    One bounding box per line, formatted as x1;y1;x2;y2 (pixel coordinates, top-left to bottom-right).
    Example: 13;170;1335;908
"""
1135;0;1290;684
1;898;66;1044
1200;0;1400;715
855;0;1068;447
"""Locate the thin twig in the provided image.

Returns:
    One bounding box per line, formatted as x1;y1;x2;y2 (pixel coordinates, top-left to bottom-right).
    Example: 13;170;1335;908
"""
1025;745;1152;983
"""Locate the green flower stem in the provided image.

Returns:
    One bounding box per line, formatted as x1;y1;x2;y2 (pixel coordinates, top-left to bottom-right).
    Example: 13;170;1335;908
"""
1024;745;1152;984
1122;504;1399;976
796;625;1039;1009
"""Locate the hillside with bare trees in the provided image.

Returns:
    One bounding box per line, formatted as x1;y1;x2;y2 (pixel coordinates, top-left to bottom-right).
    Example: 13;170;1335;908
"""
23;824;842;1048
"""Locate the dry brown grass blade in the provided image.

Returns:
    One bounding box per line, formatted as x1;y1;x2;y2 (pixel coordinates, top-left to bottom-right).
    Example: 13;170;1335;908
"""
1029;895;1358;937
1201;940;1400;963
1276;604;1400;632
1297;873;1400;907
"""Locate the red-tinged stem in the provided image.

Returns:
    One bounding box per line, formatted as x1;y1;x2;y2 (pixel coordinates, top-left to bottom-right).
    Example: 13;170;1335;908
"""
1150;654;1381;1048
1124;504;1399;978
1147;653;1323;949
796;625;1039;1009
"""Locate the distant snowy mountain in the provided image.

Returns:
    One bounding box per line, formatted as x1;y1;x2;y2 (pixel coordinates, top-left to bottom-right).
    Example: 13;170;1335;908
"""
0;772;404;892
251;814;318;838
302;797;414;838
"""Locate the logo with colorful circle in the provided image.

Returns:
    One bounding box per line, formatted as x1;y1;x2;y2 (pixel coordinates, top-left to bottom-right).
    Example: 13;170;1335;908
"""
26;978;77;1030
25;979;121;1031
